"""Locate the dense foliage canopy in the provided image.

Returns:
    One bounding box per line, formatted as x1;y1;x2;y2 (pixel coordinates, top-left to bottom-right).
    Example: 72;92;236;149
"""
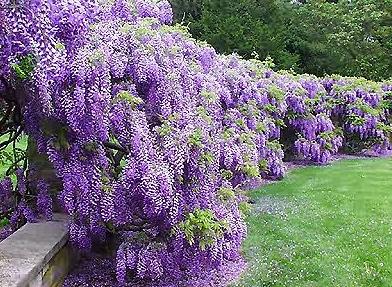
0;0;391;286
171;0;392;81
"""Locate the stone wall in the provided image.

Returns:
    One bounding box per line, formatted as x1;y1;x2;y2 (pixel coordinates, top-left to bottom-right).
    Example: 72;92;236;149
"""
0;214;76;287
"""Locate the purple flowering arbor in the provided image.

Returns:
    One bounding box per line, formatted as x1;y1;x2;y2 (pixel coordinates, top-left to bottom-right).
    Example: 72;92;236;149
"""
323;77;392;154
0;0;391;286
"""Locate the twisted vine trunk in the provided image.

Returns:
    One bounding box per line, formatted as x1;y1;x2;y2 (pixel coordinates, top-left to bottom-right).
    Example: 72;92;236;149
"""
26;137;63;212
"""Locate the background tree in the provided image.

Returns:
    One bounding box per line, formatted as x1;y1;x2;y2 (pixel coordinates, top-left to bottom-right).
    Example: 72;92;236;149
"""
289;0;392;80
172;0;299;70
170;0;392;81
1;0;391;286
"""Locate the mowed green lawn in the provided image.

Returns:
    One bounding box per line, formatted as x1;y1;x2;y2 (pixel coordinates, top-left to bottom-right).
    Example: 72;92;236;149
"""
233;158;392;287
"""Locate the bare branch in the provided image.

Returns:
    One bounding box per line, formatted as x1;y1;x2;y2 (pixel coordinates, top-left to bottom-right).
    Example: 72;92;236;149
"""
0;104;13;130
103;141;129;154
114;150;125;166
0;127;23;150
0;128;17;137
5;155;26;176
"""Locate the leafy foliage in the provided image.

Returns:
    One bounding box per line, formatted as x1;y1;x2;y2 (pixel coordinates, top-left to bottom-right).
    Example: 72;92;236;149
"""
178;208;228;250
11;55;36;81
0;1;390;287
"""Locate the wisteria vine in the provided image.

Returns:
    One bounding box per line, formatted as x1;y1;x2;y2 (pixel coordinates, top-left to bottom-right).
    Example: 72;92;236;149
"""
0;0;391;286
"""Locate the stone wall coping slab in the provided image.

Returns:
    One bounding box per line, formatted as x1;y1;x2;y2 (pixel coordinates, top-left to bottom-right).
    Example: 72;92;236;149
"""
0;214;68;287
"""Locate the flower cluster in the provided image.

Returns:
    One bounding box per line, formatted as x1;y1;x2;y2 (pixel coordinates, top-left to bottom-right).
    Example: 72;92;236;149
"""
323;77;392;154
0;170;53;240
0;0;391;286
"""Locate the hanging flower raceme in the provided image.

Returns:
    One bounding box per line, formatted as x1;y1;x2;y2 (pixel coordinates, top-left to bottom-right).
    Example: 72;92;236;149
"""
0;1;391;287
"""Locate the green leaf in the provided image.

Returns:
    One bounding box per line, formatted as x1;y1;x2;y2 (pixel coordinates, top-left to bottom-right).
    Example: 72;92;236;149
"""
11;54;36;81
0;218;9;228
188;128;203;148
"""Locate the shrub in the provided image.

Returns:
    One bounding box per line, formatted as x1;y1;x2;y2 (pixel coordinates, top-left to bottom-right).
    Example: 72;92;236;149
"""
0;1;390;286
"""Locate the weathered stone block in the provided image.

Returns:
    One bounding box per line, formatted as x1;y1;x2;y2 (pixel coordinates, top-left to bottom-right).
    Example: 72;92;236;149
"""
0;214;74;287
